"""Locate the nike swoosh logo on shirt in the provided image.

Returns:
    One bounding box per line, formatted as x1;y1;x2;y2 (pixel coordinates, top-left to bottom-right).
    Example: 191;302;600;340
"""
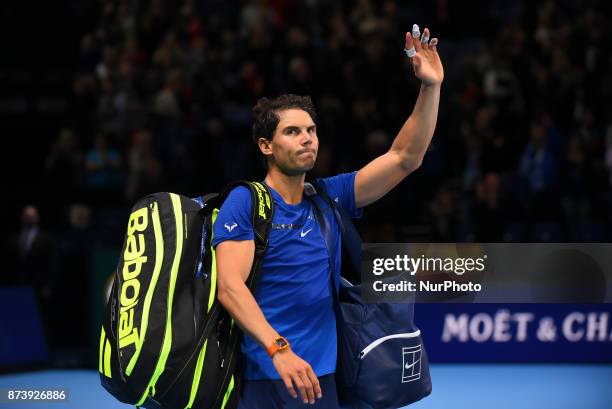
300;228;313;237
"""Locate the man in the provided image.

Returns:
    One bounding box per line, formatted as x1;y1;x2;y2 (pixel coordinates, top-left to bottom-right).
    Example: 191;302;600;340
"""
213;26;443;408
7;206;57;291
6;205;58;342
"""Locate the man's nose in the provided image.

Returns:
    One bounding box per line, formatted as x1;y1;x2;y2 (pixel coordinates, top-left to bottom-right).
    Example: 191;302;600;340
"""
301;130;313;144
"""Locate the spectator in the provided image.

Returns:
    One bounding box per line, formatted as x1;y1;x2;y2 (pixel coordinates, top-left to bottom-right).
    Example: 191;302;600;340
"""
83;133;124;204
428;186;458;242
125;129;164;202
45;128;83;226
519;121;560;221
6;206;58;342
153;69;183;119
563;134;592;221
7;206;57;289
472;173;510;241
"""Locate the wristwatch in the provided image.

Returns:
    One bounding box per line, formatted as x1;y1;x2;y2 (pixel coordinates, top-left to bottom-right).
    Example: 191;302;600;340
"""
267;336;290;357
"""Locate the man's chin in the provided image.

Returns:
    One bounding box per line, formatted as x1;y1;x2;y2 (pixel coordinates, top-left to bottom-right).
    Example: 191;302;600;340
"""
279;162;315;176
297;160;316;173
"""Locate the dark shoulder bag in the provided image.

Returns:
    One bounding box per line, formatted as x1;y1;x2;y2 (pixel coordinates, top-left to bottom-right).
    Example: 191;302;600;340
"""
306;182;432;409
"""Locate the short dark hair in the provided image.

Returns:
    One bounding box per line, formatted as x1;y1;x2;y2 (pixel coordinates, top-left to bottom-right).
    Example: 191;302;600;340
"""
251;94;317;145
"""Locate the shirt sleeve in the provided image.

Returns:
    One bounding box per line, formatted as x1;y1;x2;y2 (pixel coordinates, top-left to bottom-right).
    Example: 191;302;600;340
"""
315;171;363;219
212;186;254;247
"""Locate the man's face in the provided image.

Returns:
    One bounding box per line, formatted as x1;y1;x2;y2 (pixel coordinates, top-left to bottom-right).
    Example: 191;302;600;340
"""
263;108;318;176
21;206;39;228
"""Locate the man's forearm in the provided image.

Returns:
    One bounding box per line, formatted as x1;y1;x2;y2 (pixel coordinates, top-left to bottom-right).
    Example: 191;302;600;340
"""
217;283;279;349
390;83;441;169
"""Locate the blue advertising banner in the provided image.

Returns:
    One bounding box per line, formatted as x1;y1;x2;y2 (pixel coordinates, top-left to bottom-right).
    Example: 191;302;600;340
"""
415;304;612;362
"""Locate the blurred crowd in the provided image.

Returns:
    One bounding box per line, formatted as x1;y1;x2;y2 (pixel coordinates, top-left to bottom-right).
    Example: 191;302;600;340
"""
49;0;612;243
3;0;612;362
8;0;612;291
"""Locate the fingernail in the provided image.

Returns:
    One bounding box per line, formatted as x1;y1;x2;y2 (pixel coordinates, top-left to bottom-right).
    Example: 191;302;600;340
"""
412;24;420;38
317;393;323;399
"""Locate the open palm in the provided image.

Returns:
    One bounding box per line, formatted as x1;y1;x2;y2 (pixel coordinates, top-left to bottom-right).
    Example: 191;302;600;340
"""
405;26;444;86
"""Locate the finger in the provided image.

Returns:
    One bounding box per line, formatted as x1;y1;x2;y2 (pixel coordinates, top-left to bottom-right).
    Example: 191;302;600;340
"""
298;371;315;404
404;31;413;51
404;32;416;58
282;375;298;399
412;53;422;69
306;367;322;399
421;27;430;49
292;374;308;404
429;37;438;52
412;24;422;52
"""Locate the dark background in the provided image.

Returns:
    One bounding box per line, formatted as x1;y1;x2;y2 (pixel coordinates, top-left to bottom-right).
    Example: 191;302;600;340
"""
1;0;611;366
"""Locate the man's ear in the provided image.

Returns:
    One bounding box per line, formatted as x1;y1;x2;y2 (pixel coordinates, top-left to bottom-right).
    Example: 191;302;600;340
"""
258;137;272;155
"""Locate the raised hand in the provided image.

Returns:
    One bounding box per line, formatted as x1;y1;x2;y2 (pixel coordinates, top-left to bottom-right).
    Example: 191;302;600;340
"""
404;24;444;86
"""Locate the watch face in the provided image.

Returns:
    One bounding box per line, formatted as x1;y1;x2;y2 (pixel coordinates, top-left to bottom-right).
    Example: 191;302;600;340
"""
275;338;288;348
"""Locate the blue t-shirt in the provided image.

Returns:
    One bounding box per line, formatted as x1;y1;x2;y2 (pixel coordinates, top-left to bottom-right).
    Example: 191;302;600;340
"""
212;172;363;380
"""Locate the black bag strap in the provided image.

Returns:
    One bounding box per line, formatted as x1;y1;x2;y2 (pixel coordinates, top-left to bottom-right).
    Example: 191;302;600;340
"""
244;181;274;290
304;183;342;319
304;180;363;308
208;181;274;409
307;181;362;283
217;180;274;292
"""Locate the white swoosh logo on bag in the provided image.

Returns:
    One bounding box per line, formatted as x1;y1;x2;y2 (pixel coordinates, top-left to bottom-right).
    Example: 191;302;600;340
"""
300;228;313;237
404;358;421;370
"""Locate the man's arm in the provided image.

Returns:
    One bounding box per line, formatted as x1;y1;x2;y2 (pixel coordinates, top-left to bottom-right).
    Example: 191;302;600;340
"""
215;240;322;404
215;240;277;349
355;26;444;208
